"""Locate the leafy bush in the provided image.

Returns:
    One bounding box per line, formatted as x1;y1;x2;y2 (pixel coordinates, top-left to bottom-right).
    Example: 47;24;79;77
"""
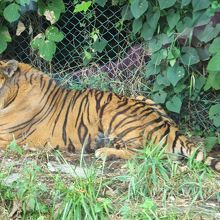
119;0;220;120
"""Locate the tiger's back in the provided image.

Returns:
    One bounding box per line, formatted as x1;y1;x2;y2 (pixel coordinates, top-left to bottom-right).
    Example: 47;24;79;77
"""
0;60;220;172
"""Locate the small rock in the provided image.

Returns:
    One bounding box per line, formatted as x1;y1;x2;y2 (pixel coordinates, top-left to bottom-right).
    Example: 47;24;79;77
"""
2;173;20;186
47;161;100;178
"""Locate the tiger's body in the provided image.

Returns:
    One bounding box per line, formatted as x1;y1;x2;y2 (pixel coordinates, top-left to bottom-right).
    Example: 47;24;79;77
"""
0;60;219;171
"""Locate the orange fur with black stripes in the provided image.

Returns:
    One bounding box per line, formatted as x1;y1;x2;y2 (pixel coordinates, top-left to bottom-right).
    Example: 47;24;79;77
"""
0;60;219;171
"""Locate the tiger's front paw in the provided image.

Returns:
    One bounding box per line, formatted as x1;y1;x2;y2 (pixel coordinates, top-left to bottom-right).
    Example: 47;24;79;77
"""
95;147;134;160
95;148;120;161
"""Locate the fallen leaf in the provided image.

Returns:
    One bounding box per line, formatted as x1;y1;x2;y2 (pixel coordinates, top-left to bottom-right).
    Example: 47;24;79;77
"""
16;21;25;36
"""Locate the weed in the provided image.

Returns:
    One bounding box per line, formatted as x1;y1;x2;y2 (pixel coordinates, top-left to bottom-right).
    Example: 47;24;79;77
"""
53;171;113;220
123;141;173;199
119;198;158;220
7;138;24;156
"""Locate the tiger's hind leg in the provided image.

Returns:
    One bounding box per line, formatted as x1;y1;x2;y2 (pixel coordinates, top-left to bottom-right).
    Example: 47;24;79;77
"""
95;147;135;160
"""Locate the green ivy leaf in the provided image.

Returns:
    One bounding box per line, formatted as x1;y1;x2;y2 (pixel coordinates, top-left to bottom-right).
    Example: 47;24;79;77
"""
207;52;220;72
0;26;11;53
0;38;7;54
94;0;107;7
46;26;64;42
192;0;210;11
174;83;186;93
39;0;65;24
158;0;176;9
144;61;160;78
156;73;170;87
204;136;217;151
74;1;92;13
132;17;143;34
167;65;185;86
3;3;20;22
141;22;154;41
121;5;133;20
180;47;200;66
204;72;220;90
147;10;160;29
176;17;193;32
93;39;107;52
152;90;167;104
166;95;182;113
130;0;148;19
167;12;180;29
39;40;56;61
195;76;206;92
209;104;220;127
196;48;210;61
153;81;166;92
192;10;210;27
195;23;220;43
31;34;45;49
151;49;167;65
16;0;36;6
149;37;163;53
209;37;220;55
181;0;191;7
83;50;93;65
140;10;160;41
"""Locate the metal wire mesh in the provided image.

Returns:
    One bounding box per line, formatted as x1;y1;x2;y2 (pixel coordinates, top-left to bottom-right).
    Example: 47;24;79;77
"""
2;1;147;76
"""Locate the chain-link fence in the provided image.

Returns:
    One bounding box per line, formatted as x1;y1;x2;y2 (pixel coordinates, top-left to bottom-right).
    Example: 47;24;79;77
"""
2;1;149;78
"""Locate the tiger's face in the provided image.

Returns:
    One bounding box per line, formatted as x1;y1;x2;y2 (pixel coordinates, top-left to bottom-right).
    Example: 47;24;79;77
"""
0;60;18;89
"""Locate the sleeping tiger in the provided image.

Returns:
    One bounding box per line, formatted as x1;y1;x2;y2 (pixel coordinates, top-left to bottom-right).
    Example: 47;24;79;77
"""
0;60;219;171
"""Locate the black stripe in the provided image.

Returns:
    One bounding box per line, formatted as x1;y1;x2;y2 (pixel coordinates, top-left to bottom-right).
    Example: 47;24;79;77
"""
40;78;54;102
71;90;83;111
147;123;165;140
98;93;113;130
30;74;34;85
16;89;63;138
52;90;71;135
95;90;104;113
171;131;180;153
130;104;146;114
78;117;88;144
117;124;145;140
6;86;61;133
41;78;46;90
40;75;44;88
67;138;75;153
159;123;170;142
62;98;73;145
24;73;28;81
107;102;140;134
124;135;142;144
84;134;94;153
115;98;129;110
75;94;88;127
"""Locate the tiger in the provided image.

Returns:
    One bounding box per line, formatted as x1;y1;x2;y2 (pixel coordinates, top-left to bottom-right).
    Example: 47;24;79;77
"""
0;59;219;171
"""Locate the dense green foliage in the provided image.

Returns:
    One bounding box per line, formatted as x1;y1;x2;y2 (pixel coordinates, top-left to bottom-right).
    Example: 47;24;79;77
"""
0;0;220;144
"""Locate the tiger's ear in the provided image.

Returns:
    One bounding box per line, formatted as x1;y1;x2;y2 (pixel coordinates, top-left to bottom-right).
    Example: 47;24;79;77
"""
2;60;18;78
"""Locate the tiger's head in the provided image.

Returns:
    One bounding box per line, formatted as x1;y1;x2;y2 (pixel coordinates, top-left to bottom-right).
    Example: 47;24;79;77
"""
0;60;55;110
0;60;19;89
